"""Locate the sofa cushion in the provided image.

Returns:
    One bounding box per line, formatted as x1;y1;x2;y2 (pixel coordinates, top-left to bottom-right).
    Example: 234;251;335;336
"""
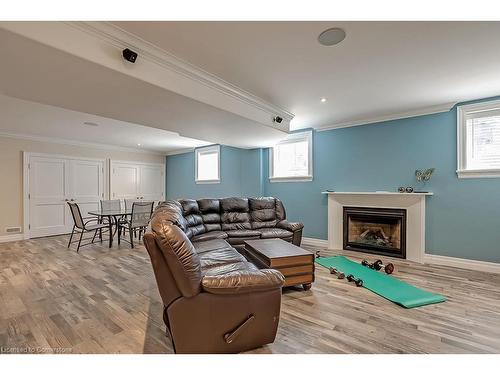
258;227;293;239
191;231;228;243
221;197;249;212
249;197;278;229
179;199;205;238
198;198;222;232
226;229;261;238
199;247;247;271
179;199;199;215
155;201;188;232
275;198;286;221
150;218;202;298
220;197;252;231
193;238;231;254
202;261;258;277
202;268;285;295
227;237;262;246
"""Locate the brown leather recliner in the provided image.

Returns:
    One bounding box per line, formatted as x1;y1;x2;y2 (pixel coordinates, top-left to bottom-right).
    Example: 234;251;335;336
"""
143;200;285;354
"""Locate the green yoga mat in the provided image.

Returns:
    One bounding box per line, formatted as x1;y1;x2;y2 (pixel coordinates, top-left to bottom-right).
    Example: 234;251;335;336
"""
316;256;446;308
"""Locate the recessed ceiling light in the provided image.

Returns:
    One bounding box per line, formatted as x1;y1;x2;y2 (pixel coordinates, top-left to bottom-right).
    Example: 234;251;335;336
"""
83;121;99;127
137;143;141;147
318;28;346;46
320;98;327;103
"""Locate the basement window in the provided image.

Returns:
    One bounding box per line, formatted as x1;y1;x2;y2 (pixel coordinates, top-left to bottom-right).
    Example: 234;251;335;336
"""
457;99;500;178
195;145;220;184
270;131;313;182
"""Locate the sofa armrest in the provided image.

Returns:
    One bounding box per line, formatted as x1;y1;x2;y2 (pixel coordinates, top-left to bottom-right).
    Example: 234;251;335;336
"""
277;220;304;232
201;269;284;295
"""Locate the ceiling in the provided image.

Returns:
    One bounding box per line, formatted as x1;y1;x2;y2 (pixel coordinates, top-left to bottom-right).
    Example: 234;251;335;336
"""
113;21;500;129
2;21;500;152
0;94;209;153
0;25;289;150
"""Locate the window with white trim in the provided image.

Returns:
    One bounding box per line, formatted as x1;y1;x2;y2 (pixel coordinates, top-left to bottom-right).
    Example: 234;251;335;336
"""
195;145;220;183
270;131;313;182
457;99;500;178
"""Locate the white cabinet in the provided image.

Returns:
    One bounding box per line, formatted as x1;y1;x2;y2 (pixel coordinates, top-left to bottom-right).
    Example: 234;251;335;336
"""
27;155;105;238
110;160;165;203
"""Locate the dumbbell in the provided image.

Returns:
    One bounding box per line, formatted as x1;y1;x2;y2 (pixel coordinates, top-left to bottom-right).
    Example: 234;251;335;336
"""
371;259;395;274
346;274;363;287
361;259;395;274
329;267;345;279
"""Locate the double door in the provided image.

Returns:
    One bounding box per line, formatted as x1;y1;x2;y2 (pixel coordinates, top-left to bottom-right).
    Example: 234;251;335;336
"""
28;155;105;238
110;161;165;203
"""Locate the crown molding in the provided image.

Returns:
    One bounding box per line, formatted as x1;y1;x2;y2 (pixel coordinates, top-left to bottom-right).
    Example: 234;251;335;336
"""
315;102;457;132
165;147;196;156
0;131;166;156
65;22;294;130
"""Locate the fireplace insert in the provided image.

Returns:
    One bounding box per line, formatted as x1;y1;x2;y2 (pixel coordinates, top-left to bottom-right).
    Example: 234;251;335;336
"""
343;206;406;258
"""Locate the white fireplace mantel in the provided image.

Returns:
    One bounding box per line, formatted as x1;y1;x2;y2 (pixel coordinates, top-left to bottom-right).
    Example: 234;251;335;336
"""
322;191;433;263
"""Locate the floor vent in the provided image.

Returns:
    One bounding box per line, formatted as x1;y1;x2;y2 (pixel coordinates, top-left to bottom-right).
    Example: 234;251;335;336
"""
5;227;22;233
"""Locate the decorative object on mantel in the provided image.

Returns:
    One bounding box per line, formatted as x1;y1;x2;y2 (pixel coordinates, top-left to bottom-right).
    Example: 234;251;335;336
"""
414;168;435;193
416;168;435;182
398;186;414;193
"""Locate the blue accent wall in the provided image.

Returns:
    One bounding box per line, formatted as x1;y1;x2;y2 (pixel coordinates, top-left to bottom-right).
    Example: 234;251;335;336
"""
166;146;263;200
166;97;500;263
264;103;500;263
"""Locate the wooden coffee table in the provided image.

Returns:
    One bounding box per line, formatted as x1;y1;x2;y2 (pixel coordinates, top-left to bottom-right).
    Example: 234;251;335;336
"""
244;239;315;290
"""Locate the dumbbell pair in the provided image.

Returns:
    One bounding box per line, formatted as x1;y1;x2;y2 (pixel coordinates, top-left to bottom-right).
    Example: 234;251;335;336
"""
329;267;345;279
361;259;395;274
329;267;363;287
346;274;363;287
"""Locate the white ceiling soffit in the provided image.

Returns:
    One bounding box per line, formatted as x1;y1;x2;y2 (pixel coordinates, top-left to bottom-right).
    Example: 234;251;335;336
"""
0;22;292;148
0;94;210;154
112;22;500;131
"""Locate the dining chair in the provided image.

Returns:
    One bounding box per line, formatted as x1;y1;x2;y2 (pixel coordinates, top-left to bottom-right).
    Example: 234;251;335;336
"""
124;199;143;238
101;199;121;211
67;202;109;252
117;201;154;248
124;199;140;210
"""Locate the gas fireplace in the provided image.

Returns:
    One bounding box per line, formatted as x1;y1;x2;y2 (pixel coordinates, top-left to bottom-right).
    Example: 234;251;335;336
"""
343;206;406;258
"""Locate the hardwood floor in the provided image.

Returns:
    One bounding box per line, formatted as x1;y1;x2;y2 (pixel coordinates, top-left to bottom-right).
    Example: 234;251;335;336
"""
1;235;500;353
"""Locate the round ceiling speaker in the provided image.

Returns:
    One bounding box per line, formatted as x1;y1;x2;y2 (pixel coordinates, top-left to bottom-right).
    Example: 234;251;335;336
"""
318;28;346;46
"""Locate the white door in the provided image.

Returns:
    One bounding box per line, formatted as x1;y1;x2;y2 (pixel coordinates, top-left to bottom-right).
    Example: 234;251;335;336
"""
111;162;140;200
139;164;165;201
111;161;165;204
28;155;105;238
70;159;105;218
29;156;71;237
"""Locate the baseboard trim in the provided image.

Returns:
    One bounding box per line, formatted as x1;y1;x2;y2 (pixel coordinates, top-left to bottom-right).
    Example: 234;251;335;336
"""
424;254;500;274
0;234;25;243
302;237;328;248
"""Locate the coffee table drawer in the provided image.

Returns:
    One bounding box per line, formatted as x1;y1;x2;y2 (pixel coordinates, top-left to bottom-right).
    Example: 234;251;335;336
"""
284;274;314;288
277;264;314;277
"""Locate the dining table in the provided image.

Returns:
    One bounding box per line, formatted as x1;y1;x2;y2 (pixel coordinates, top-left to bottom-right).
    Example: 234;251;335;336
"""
87;208;132;248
